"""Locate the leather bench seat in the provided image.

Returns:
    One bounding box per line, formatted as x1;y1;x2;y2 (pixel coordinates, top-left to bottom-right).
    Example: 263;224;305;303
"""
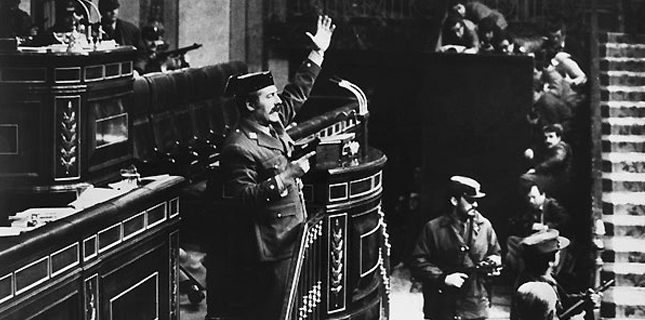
129;61;248;181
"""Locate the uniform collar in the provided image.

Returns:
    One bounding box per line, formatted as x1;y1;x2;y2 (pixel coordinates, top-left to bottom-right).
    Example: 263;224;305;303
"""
239;118;285;151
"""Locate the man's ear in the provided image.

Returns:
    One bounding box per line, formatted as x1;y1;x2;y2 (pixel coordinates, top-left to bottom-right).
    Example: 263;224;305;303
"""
450;196;458;207
245;100;255;113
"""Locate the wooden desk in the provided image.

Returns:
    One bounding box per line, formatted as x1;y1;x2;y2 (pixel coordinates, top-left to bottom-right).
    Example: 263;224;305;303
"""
0;175;184;320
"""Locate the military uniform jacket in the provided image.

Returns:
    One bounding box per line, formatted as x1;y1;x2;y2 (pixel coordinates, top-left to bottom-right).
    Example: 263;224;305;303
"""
410;212;501;320
220;58;321;262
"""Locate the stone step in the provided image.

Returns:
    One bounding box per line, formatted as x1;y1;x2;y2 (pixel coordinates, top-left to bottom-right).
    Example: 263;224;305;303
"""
603;192;645;216
603;173;645;192
602;135;645;152
602;236;645;263
600;71;645;87
602;152;645;173
600;32;645;45
603;215;645;238
601;58;645;73
601;43;645;59
601;287;645;319
602;263;645;288
602;118;645;136
601;86;645;102
601;101;645;118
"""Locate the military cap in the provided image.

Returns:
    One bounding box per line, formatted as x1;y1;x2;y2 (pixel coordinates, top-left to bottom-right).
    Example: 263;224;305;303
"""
450;175;486;199
99;0;119;12
224;71;274;97
521;229;570;254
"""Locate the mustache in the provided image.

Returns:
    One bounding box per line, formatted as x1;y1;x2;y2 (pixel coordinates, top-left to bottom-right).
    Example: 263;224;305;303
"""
270;104;282;113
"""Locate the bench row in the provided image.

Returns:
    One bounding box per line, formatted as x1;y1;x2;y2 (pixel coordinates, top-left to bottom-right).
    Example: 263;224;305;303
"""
130;61;248;179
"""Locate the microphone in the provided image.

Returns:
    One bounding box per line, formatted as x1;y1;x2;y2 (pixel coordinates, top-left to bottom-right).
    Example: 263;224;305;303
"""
328;77;368;116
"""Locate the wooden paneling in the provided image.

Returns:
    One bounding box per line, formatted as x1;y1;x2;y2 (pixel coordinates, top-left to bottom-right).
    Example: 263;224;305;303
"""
0;176;183;320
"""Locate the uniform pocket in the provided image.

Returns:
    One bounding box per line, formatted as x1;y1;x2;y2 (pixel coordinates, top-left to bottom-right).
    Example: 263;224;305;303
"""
259;153;286;178
256;202;304;259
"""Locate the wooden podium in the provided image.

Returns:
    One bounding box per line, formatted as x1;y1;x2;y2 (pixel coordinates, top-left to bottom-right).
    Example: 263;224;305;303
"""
0;46;139;208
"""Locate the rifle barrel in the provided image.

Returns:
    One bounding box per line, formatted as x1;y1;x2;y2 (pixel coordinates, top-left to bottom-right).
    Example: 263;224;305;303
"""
558;279;615;320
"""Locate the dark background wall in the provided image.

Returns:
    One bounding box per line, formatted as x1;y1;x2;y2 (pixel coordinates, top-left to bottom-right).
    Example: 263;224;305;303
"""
292;51;534;263
418;53;533;243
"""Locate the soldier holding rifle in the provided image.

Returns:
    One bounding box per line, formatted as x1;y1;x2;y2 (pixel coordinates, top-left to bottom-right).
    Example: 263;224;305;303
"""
411;176;502;320
511;229;607;320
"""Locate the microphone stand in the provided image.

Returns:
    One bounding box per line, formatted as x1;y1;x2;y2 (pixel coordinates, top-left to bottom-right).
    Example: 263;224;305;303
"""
330;77;369;159
73;0;103;48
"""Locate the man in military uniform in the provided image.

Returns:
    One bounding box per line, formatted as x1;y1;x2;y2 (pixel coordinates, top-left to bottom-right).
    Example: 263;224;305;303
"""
216;15;335;320
411;176;502;320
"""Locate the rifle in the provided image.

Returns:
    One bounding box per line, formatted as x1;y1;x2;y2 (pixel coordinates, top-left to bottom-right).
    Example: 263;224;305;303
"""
558;279;615;320
452;261;504;277
155;43;202;60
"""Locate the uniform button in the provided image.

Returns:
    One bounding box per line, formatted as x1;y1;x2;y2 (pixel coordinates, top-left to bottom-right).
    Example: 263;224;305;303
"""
266;198;270;202
235;129;240;132
306;63;311;67
277;213;282;218
269;184;275;190
274;164;278;168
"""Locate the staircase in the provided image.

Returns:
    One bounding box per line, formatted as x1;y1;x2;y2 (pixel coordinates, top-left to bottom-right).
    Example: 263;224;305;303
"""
599;32;645;320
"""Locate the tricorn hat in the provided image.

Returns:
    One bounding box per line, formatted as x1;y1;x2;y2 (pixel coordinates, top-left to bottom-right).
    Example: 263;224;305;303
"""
521;229;570;254
224;71;274;97
450;175;486;199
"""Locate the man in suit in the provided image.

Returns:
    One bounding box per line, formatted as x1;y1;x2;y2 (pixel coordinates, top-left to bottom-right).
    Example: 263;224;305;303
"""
98;0;143;49
217;15;335;320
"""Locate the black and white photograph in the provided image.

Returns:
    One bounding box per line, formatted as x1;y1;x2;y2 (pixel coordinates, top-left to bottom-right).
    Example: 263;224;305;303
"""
0;0;644;319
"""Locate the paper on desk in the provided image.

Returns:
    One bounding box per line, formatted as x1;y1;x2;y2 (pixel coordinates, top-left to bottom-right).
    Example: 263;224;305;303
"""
9;207;77;228
0;227;25;237
69;186;128;209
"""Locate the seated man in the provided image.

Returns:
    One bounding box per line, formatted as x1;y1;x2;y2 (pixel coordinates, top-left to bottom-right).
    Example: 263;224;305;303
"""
511;282;558;320
99;0;142;47
506;176;571;274
524;123;573;202
29;0;86;47
539;20;587;90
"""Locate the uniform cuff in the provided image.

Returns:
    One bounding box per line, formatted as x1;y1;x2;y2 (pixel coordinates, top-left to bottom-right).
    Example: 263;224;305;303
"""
274;174;289;198
308;50;324;67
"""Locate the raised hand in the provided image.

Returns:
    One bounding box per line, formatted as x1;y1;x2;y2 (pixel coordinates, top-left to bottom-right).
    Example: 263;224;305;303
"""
305;15;336;53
